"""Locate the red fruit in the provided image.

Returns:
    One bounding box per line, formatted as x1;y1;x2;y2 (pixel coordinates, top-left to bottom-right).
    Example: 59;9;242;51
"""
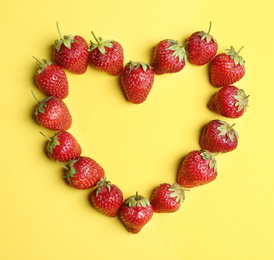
210;46;245;87
150;183;187;213
53;22;89;74
150;39;187;75
121;61;155;104
90;177;123;217
208;85;249;118
40;130;82;162
34;58;69;99
177;150;218;188
119;192;153;234
88;31;124;76
63;156;105;190
186;22;218;65
32;91;72;130
200;120;239;153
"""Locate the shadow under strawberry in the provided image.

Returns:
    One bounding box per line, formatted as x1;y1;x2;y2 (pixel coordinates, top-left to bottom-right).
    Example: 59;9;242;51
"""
207;59;213;84
117;73;127;101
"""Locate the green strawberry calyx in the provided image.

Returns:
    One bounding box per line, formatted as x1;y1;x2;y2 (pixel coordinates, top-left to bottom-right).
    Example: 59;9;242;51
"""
39;131;61;154
47;132;61;154
198;21;217;44
88;31;113;55
54;22;76;51
200;150;218;172
233;89;249;112
33;57;54;75
217;120;239;142
168;183;189;204
225;46;245;66
32;90;53;115
95;176;113;195
167;39;187;63
126;61;151;73
125;192;151;208
62;159;79;184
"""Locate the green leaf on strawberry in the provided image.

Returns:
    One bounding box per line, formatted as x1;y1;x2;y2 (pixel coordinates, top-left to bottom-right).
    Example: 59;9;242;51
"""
126;61;150;72
225;46;245;66
233;89;249;112
32;90;51;114
125;192;151;208
54;22;76;51
95;176;112;195
33;57;53;75
200;150;218;172
64;159;78;184
167;39;187;62
168;183;187;203
198;21;217;44
217;120;239;142
89;31;113;55
45;133;61;154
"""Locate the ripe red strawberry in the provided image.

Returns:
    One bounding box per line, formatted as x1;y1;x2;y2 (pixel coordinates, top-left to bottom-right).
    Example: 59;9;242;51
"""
40;130;82;162
210;46;245;87
200;120;239;153
150;183;187;213
150;39;187;75
121;61;155;104
53;22;89;74
88;31;124;76
177;150;218;188
63;156;105;190
208;85;249;118
90;177;123;217
34;58;69;99
32;91;72;130
119;192;153;234
186;22;218;65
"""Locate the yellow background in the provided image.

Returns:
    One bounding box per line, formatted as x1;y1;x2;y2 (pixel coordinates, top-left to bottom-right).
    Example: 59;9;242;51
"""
1;0;273;259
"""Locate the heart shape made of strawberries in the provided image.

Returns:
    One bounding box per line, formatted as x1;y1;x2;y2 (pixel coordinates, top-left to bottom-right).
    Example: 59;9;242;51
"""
32;22;249;234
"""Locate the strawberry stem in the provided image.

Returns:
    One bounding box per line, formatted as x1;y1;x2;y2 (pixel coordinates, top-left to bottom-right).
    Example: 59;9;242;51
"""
236;46;244;55
39;131;52;142
181;42;188;48
56;160;69;170
207;21;212;34
56;21;64;40
214;152;222;157
91;31;100;45
31;90;40;104
33;56;43;69
135;191;141;201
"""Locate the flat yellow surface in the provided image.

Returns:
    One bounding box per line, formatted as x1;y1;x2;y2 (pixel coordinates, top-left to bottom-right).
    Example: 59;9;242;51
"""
1;0;273;259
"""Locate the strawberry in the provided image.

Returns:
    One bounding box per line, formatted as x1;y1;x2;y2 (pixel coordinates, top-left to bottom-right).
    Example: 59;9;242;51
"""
63;156;105;190
150;183;187;213
200;120;239;153
32;91;72;130
119;192;153;234
88;31;124;75
208;85;249;118
177;150;218;188
186;22;218;65
40;130;82;162
34;58;69;99
53;22;89;74
210;46;245;87
150;39;187;75
121;61;155;104
90;177;123;217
